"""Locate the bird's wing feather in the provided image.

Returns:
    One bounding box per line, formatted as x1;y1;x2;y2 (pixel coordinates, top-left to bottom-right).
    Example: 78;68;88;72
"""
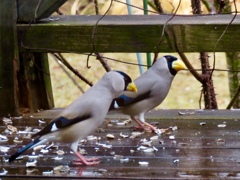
110;90;151;109
32;114;91;138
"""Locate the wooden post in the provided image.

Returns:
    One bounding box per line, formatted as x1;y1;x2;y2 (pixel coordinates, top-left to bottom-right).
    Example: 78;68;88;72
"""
17;53;54;113
0;0;20;116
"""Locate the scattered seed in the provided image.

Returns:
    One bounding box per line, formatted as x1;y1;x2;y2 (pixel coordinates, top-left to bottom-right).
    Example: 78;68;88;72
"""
113;155;123;160
120;158;130;163
106;134;115;139
13;137;23;143
110;119;119;124
53;165;63;171
38;119;46;124
96;168;107;173
173;159;180;163
2;117;12;124
137;145;149;150
26;168;38;174
40;149;49;154
169;135;175;140
0;146;10;153
96;143;112;149
42;170;53;175
7;125;18;133
33;145;45;151
140;140;152;147
52;156;63;161
0;134;8;142
130;132;143;139
13;116;23;120
178;111;194;115
152;146;158;152
120;132;129;138
200;122;206;126
116;122;125;126
26;160;37;167
28;155;39;159
130;149;135;153
96;128;105;133
0;168;8;175
109;151;115;156
216;138;226;146
87;135;97;141
150;135;159;141
32;128;41;133
143;148;154;153
139;161;149;166
79;148;87;155
56;150;65;155
218;124;226;128
15;156;25;160
122;118;132;124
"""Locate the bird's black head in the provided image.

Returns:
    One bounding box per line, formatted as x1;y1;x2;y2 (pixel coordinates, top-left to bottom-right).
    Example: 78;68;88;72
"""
115;70;132;91
164;55;178;76
114;71;137;92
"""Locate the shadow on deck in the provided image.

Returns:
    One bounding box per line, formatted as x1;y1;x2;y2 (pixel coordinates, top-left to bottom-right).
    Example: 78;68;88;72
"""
1;109;240;179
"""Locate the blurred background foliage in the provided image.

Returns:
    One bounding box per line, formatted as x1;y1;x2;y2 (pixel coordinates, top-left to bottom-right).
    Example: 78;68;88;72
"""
48;0;240;109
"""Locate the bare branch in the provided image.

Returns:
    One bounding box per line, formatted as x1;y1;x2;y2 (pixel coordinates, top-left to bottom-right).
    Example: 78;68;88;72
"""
226;85;240;109
52;53;93;87
177;52;203;83
95;53;111;72
52;55;84;93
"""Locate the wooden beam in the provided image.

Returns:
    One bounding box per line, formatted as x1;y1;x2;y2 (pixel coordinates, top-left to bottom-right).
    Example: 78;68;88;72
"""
0;0;20;116
17;0;67;22
17;15;240;53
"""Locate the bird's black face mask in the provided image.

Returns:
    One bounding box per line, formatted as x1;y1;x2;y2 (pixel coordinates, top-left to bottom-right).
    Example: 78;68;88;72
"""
164;55;178;76
114;70;132;91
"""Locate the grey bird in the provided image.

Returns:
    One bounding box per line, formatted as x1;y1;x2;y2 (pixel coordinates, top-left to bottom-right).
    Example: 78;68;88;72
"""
109;55;186;133
8;71;137;166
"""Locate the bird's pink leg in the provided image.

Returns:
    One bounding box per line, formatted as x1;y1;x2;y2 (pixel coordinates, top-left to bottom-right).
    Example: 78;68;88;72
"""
73;151;100;166
131;117;145;130
131;117;158;133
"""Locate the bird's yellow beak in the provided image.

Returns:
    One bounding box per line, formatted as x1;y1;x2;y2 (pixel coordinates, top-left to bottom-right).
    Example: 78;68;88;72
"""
172;60;187;71
127;82;138;93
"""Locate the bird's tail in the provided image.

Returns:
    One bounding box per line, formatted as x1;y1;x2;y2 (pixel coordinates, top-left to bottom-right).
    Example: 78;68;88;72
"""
8;138;41;163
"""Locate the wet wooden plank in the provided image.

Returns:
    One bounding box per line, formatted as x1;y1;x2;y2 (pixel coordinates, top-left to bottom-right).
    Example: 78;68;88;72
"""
17;15;240;53
1;110;240;179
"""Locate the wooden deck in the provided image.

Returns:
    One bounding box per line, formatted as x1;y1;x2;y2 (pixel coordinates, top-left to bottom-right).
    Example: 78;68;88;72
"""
1;109;240;179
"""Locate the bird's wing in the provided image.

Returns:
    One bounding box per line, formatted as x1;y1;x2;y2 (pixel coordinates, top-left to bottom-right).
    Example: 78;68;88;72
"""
32;114;92;138
110;90;151;109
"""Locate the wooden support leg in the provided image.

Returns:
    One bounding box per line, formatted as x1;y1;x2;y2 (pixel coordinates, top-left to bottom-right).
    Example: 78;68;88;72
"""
0;0;20;116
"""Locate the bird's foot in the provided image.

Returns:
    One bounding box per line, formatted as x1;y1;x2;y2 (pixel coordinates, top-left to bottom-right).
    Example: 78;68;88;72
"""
132;123;158;132
73;157;100;166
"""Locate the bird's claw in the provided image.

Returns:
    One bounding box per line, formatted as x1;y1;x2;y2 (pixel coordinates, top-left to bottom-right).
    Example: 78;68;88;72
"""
73;157;100;166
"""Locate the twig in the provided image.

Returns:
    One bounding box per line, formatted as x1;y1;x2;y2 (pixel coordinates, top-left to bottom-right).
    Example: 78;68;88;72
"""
92;0;111;72
52;53;93;87
152;0;163;13
226;85;240;109
52;55;85;93
95;53;111;72
177;52;203;83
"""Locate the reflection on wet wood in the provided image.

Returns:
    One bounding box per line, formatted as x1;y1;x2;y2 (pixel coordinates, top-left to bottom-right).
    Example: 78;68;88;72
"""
1;109;240;179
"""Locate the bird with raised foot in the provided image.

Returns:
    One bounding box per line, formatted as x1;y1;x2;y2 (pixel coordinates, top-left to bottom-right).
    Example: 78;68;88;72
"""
109;55;186;134
8;71;137;166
